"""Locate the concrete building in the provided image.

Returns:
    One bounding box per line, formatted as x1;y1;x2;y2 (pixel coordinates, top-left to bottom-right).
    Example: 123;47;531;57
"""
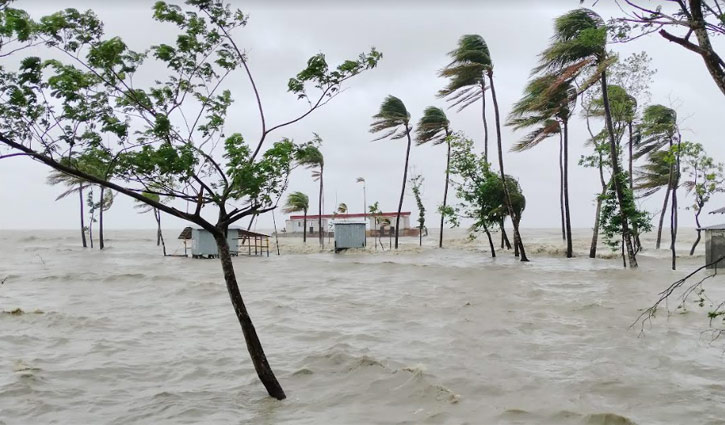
285;212;414;236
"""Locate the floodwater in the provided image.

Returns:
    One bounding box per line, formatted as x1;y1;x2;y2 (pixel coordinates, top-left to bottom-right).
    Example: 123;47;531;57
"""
2;228;725;424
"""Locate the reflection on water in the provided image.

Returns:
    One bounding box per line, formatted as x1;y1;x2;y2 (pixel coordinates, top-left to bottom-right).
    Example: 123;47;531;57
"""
1;229;725;424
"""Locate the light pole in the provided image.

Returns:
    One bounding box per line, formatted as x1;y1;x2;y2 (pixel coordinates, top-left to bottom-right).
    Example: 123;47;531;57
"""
356;176;366;220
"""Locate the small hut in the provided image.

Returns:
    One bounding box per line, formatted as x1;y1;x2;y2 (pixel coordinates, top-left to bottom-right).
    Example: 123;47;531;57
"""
334;222;366;253
700;224;725;269
178;227;270;258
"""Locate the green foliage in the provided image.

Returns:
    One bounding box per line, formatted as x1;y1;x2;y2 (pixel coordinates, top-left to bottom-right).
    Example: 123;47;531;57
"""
438;34;491;111
537;8;607;73
679;142;725;215
599;173;651;251
283;191;309;214
415;106;449;145
370;95;410;140
447;134;525;236
409;174;425;230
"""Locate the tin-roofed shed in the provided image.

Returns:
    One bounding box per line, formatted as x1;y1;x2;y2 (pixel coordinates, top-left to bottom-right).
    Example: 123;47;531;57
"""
178;227;269;258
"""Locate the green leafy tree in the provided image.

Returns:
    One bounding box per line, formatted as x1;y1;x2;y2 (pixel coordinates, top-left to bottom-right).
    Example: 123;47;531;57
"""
415;106;451;248
0;1;380;399
536;8;637;268
283;191;310;243
599;173;652;263
296;135;325;248
680;142;725;254
368;201;384;250
370;95;412;249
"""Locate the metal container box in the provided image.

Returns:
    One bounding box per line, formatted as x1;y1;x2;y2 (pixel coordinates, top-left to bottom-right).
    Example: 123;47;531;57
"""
703;225;725;269
191;228;239;258
334;222;366;252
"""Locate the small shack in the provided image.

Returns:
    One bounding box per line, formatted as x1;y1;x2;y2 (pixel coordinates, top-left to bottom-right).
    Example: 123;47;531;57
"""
178;227;270;258
701;224;725;269
334;222;366;253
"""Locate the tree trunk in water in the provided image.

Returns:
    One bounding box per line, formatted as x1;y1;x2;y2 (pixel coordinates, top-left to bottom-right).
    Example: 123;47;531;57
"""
488;72;528;261
439;138;451;248
99;186;105;250
563;120;573;258
318;166;324;249
156;209;161;246
484;225;496;258
303;211;307;243
671;146;681;270
656;180;671;250
559;131;566;241
79;184;87;248
690;210;702;255
500;221;512;250
394;127;413;250
481;82;489;162
590;195;603;258
156;209;166;256
213;231;286;400
600;70;637;268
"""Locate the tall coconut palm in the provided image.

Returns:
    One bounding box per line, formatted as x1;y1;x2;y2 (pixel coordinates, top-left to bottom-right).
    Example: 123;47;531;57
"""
636;104;679;250
441;34;528;261
283;191;309;243
536;8;637;267
416;106;451;248
47;169;88;248
509;75;576;257
438;34;491;161
296;139;325;248
370;95;412;250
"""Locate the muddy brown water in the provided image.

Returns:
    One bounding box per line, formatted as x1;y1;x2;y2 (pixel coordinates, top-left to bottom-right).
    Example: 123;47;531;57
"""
1;229;725;424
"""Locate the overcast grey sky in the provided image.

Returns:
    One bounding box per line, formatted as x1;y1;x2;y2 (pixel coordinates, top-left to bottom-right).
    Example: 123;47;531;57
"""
1;0;724;231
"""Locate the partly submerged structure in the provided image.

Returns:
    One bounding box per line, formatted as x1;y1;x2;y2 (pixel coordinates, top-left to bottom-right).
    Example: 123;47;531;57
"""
333;222;367;252
285;212;417;237
699;224;725;269
178;227;270;258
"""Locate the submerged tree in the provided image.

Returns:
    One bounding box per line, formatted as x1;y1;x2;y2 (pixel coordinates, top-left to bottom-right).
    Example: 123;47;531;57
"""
370;95;412;250
47;165;89;248
284;192;310;243
296;135;325;249
0;1;380;399
537;8;637;268
409;174;425;246
134;191;168;256
415;106;451;248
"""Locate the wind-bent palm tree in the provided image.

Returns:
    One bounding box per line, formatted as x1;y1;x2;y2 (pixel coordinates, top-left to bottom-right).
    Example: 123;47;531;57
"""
283;191;310;243
370;95;412;249
536;8;637;267
296;139;325;248
416;106;451;248
509;75;576;257
439;35;490;161
337;203;348;214
441;34;528;261
47;169;88;248
636;104;679;251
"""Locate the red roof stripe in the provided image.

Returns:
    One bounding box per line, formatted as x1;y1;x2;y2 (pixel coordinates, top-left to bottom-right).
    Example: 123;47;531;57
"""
288;212;411;220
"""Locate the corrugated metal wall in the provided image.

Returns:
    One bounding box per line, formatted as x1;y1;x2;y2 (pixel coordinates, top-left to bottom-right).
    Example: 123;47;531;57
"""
334;223;366;251
191;229;239;257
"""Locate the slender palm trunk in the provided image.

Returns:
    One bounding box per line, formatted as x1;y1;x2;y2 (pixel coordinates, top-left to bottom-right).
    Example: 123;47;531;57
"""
500;220;512;250
670;143;681;270
559;131;566;241
394;126;413;250
213;230;285;400
481;82;489;162
563;120;573;258
318;166;324;249
601;70;637;268
439;137;451;248
79;184;87;248
488;72;527;261
657;140;675;250
99;186;105;250
627;121;642;252
691;209;703;255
